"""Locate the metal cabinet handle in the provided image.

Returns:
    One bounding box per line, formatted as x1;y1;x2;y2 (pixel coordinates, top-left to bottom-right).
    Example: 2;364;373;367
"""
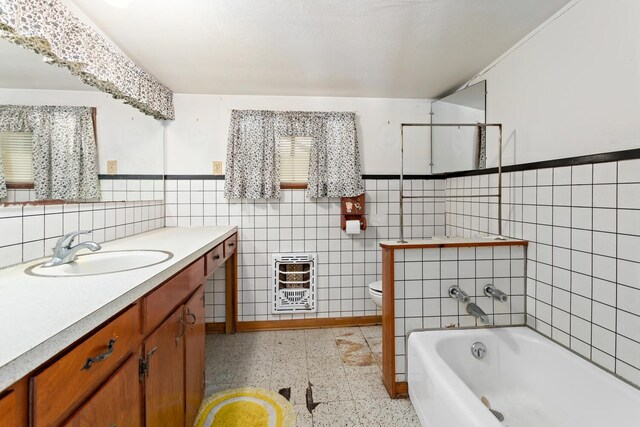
186;310;197;325
82;337;117;370
143;346;158;378
175;316;186;344
228;242;234;247
213;254;220;260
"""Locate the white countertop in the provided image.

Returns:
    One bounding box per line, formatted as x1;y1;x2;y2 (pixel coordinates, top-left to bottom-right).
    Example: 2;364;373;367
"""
0;226;236;391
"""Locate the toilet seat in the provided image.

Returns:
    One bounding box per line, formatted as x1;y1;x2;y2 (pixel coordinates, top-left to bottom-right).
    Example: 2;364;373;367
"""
368;281;383;308
369;280;382;293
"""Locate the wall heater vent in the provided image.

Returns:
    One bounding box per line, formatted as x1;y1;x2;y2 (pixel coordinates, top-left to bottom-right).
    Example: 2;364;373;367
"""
272;253;317;313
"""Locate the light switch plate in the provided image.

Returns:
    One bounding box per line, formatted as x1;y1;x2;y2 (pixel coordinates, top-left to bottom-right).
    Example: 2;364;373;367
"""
213;161;223;175
107;160;117;175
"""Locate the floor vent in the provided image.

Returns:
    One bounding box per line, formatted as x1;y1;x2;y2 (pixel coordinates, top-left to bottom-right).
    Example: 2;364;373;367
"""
272;253;317;313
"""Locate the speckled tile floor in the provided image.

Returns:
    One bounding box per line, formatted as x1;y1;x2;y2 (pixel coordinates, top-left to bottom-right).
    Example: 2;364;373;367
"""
205;326;421;426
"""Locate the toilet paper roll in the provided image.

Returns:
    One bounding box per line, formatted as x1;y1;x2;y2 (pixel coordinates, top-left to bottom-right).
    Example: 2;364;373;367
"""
345;219;361;234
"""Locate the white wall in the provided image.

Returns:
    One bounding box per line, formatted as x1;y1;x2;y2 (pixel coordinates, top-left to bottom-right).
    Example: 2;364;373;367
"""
165;94;431;175
469;0;640;166
0;89;164;174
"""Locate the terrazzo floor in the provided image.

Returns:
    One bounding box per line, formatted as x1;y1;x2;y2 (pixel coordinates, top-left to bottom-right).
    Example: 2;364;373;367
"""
205;325;421;426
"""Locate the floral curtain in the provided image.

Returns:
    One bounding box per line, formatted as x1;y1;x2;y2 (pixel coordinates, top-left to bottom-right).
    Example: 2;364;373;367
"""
307;112;363;198
224;110;280;199
0;0;174;120
477;125;487;169
0;105;100;200
224;109;364;199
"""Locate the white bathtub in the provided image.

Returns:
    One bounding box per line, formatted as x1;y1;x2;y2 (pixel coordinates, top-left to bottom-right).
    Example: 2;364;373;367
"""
408;327;640;427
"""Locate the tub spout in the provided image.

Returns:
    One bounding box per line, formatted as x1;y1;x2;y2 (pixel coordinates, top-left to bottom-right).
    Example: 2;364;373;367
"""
466;303;491;325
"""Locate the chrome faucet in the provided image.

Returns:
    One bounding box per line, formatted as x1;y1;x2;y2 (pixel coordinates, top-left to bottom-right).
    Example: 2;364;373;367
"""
484;284;508;302
467;303;491;325
42;231;101;268
448;285;470;304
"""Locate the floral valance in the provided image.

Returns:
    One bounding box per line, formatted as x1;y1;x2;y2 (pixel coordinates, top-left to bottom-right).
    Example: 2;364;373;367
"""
0;0;174;120
0;105;100;201
224;110;364;199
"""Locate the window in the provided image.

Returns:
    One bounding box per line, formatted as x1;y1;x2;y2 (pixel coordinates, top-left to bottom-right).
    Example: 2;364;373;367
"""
278;136;312;188
0;132;34;186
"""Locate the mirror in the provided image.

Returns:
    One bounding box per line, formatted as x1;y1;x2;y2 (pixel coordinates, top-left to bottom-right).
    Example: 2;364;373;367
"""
0;37;165;204
431;80;486;174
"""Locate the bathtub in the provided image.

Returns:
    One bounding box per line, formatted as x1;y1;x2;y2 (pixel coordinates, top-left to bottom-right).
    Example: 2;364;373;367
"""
408;326;640;427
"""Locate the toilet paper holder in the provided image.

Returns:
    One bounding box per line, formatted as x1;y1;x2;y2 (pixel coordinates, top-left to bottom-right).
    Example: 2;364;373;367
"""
341;193;367;231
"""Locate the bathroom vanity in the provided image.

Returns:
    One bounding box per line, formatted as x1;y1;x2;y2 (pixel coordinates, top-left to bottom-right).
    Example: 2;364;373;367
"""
379;236;528;398
0;226;237;427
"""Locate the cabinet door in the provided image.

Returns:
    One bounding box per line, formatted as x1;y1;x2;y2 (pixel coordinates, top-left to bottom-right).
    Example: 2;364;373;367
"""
63;355;142;427
185;286;205;426
0;379;27;427
144;306;186;427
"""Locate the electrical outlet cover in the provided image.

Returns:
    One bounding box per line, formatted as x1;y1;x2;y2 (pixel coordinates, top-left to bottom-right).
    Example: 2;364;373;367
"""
213;161;223;175
107;160;117;175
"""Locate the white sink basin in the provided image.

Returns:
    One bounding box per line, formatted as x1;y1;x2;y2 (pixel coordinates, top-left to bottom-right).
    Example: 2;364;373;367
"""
26;250;174;277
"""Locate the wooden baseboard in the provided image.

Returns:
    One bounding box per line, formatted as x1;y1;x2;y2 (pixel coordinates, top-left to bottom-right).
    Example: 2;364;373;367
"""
205;322;226;334
395;381;408;398
234;315;382;332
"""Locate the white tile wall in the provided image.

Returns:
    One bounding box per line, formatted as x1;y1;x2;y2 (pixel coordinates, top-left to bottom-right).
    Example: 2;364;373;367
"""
165;178;446;323
1;178;164;204
445;157;640;386
0;200;165;269
392;245;526;381
99;178;165;202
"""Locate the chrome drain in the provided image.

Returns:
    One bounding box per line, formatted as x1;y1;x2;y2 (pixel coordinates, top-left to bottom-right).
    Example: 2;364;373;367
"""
471;342;487;359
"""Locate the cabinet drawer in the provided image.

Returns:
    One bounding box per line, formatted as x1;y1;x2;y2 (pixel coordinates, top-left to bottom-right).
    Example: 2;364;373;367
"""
62;354;142;427
223;234;237;259
31;304;141;427
205;243;224;276
144;258;205;334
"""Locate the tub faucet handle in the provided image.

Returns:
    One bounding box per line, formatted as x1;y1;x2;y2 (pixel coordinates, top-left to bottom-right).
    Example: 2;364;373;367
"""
448;285;470;304
484;284;508;302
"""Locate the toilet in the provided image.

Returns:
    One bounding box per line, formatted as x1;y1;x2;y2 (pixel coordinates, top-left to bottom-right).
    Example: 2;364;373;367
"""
368;280;383;308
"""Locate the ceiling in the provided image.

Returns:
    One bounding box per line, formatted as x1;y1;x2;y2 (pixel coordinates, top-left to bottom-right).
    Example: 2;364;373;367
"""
67;0;570;98
0;37;94;91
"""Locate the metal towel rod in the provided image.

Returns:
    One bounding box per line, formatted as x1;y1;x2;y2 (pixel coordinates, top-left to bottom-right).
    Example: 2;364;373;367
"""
398;123;503;243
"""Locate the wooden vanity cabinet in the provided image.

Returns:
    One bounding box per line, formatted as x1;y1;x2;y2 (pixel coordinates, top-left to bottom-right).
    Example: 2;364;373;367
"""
184;286;206;426
205;243;224;276
0;379;27;427
223;234;237;260
1;231;237;427
62;355;142;427
143;306;186;427
31;304;141;427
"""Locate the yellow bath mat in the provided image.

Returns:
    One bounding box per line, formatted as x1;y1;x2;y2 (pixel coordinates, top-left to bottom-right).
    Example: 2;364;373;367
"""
194;387;296;427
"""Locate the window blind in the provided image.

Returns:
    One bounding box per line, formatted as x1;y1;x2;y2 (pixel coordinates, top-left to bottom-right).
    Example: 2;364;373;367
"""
278;136;312;183
0;132;34;183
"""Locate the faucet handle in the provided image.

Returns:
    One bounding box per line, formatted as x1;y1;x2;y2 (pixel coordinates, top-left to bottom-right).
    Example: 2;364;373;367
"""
449;285;470;304
484;284;508;302
58;230;92;249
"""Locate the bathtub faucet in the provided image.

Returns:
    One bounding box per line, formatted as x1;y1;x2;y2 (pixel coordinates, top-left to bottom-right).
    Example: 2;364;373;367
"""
448;286;470;304
466;303;491;325
484;284;508;302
